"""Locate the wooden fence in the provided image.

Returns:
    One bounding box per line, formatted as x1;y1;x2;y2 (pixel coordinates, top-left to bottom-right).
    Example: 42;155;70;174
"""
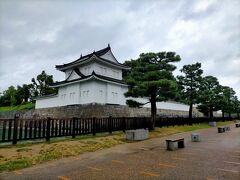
0;116;232;144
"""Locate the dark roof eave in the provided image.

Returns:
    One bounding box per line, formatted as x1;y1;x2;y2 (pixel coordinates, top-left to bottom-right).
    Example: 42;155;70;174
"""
55;46;111;69
50;73;128;87
55;46;130;71
56;56;130;71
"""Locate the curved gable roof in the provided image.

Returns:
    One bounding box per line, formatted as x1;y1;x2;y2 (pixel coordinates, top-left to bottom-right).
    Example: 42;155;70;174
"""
56;45;130;71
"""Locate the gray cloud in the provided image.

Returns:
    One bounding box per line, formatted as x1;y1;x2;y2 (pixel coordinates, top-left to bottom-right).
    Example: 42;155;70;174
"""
0;0;239;98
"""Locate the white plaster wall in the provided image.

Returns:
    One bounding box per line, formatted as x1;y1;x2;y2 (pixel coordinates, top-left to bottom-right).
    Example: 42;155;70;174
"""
57;83;80;106
79;64;93;76
157;101;189;111
35;95;60;109
120;86;128;105
92;62;122;80
36;80;127;108
36;81;189;110
131;97;189;111
66;83;79;105
65;69;72;79
64;62;122;80
100;50;118;63
68;71;80;81
106;83;126;105
58;86;67;106
79;81;95;104
91;81;107;104
78;80;127;105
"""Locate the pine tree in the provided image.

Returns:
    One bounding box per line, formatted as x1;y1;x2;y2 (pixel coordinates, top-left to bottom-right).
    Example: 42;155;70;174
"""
198;76;221;120
124;52;181;130
177;62;203;120
29;70;57;99
217;86;236;118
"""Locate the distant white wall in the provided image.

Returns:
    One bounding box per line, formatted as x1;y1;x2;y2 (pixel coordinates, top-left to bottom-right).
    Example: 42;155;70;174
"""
133;98;189;111
157;101;189;111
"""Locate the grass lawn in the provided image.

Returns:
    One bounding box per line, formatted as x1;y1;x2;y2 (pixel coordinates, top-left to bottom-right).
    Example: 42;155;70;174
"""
0;121;234;173
0;103;35;112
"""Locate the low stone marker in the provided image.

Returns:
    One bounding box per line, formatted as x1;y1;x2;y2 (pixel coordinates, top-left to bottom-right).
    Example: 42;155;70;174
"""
224;126;230;131
209;121;217;127
218;127;225;133
166;138;184;151
191;133;200;142
125;129;149;141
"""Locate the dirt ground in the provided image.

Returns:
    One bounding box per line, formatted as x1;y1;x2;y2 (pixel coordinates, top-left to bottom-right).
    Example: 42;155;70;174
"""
1;123;239;180
0;126;183;168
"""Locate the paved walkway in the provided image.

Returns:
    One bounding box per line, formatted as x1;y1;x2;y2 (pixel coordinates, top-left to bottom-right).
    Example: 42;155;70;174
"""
1;124;240;180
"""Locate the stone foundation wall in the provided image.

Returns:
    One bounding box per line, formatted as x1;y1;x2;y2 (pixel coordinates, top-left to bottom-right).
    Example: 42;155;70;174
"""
0;104;203;119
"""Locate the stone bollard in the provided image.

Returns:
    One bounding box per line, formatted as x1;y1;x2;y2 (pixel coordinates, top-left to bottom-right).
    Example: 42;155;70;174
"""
209;121;216;127
191;133;200;142
224;126;230;131
218;127;225;133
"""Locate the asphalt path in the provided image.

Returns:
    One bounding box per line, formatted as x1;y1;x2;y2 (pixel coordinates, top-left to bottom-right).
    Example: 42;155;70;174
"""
1;123;240;180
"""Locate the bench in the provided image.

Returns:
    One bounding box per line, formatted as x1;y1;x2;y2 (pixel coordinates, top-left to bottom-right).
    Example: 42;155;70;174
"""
236;123;240;128
166;138;184;151
218;127;225;133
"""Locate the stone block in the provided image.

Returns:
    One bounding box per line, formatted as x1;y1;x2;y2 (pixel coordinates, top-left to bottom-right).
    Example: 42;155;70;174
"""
209;121;216;127
126;129;149;140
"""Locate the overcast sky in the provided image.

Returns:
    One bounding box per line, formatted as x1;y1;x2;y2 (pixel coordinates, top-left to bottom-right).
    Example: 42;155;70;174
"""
0;0;239;98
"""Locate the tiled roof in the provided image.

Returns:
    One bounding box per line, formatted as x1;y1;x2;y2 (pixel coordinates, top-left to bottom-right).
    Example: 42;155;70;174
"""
50;71;128;87
55;45;129;70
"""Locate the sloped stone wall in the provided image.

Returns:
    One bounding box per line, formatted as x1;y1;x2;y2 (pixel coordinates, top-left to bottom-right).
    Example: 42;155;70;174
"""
0;104;203;119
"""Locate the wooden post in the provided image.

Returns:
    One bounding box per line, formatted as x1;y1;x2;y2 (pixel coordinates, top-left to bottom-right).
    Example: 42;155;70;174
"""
122;117;126;132
143;117;147;129
46;117;51;142
108;116;112;134
92;117;96;136
12;114;19;145
157;117;161;128
72;117;76;138
134;117;137;130
2;121;6;142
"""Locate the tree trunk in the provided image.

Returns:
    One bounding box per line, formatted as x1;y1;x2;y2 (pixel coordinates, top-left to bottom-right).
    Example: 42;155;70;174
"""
150;96;156;130
189;103;193;125
222;110;225;119
210;105;213;121
228;112;231;118
189;103;193;119
237;112;239;119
